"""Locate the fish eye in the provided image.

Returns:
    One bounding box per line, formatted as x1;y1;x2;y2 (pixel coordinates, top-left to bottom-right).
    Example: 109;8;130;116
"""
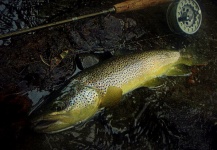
51;101;67;111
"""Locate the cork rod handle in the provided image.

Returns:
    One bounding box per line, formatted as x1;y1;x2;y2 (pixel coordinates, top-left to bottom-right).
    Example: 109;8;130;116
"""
114;0;172;13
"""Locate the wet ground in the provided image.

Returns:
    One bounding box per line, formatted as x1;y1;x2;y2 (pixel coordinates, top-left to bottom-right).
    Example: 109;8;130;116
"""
0;0;217;149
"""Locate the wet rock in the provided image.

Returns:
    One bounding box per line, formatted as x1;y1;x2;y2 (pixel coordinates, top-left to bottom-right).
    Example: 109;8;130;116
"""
102;15;124;47
0;0;46;46
75;53;100;70
70;30;93;51
0;29;76;92
69;15;145;53
75;51;112;70
37;0;105;18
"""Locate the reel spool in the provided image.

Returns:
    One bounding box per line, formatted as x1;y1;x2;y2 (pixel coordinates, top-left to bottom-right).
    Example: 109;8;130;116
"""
167;0;202;34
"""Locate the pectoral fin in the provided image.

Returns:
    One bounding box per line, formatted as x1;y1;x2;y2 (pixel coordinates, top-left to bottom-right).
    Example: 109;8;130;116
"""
100;86;123;108
164;64;191;76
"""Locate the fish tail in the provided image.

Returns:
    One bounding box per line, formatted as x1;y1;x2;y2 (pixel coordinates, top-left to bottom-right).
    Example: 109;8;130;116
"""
179;49;208;66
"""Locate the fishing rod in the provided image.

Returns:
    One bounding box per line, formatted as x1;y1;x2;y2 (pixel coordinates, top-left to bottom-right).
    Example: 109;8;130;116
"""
0;0;172;39
0;0;202;39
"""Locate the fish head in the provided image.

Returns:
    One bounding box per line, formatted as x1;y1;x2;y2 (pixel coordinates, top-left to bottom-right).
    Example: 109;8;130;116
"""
31;82;101;133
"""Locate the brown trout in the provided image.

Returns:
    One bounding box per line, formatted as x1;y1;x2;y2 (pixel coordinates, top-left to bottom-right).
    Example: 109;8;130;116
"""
31;50;199;133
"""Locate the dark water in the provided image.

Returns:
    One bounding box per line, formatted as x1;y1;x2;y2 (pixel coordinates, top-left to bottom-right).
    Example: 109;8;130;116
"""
0;0;217;150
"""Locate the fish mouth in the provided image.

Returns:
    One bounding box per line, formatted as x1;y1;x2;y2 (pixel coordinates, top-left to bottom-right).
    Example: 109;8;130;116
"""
30;113;73;133
31;118;59;133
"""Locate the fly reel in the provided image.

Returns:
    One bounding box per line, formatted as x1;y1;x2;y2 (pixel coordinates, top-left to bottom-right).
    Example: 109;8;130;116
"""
167;0;202;34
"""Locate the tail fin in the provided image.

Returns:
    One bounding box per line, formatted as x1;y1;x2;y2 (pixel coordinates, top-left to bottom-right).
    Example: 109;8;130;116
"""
179;48;208;66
